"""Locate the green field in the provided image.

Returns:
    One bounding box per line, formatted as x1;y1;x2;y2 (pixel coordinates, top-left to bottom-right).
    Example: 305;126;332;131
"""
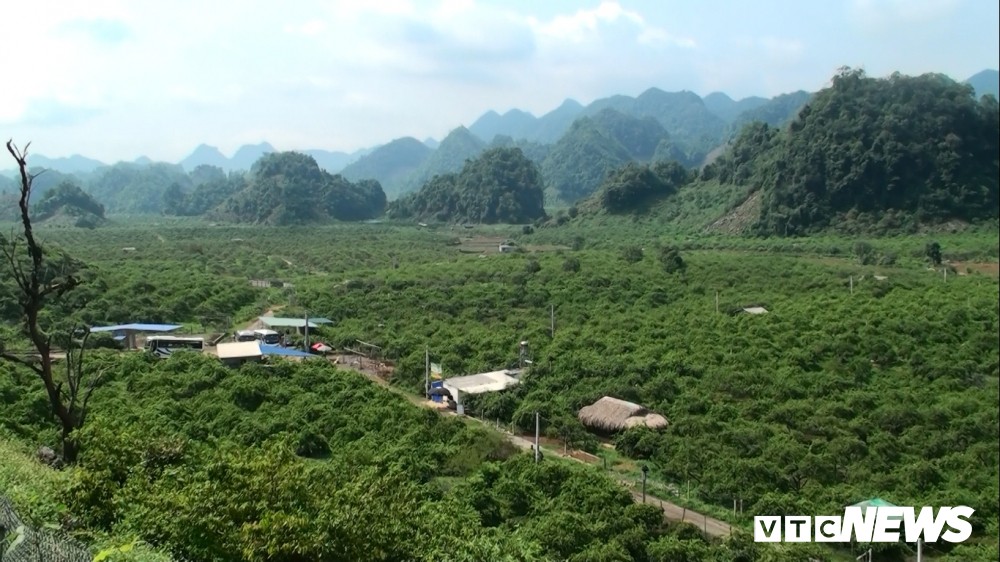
1;217;998;561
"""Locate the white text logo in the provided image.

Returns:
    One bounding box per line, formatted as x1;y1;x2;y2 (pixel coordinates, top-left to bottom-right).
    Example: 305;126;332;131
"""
753;506;974;543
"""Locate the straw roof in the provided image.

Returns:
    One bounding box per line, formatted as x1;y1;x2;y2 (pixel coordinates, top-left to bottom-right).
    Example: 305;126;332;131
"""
578;396;668;432
623;414;669;429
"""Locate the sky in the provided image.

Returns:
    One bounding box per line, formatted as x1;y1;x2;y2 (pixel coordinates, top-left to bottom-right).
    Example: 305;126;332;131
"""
1;0;997;163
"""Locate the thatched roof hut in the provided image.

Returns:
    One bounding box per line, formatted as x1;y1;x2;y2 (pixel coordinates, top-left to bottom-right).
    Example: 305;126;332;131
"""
578;396;668;432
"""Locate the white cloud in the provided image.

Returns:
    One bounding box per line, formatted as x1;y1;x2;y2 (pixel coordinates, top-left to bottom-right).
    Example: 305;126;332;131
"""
530;1;693;48
850;0;961;26
0;0;993;163
284;19;328;36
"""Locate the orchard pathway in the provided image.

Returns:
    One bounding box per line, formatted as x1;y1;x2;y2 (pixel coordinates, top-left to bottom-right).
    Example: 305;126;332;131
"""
329;353;734;538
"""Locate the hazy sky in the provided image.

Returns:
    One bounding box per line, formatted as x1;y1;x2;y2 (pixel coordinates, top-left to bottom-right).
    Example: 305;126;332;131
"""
2;0;997;163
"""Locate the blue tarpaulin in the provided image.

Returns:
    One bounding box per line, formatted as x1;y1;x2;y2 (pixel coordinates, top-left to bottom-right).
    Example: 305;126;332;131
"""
90;323;182;333
430;380;445;403
261;347;317;359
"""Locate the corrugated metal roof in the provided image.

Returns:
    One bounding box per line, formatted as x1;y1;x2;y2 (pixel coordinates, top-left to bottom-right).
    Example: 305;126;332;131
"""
90;323;182;333
258;317;330;328
443;369;523;394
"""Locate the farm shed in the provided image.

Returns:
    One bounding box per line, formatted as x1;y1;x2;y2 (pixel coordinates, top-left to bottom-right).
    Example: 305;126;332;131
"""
258;316;334;335
216;341;263;367
578;397;668;433
741;306;769;315
442;368;525;406
90;323;182;350
848;498;902;522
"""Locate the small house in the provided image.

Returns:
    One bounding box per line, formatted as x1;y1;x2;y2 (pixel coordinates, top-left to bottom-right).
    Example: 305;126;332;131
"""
578;396;668;433
216;341;263;367
442;368;524;407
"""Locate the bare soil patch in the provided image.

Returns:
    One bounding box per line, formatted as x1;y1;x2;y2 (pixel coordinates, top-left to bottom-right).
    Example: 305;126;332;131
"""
950;261;1000;277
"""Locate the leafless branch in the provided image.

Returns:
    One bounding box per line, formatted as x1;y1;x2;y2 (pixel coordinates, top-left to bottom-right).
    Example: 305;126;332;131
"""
0;351;44;377
1;140;87;462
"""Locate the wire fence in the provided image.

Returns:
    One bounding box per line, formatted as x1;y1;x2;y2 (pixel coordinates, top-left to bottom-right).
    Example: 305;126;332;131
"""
0;497;91;562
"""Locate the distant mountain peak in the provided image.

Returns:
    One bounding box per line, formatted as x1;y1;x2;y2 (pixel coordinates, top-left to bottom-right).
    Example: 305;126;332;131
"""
965;69;999;99
231;143;277;171
557;99;583;110
238;141;277;153
502;108;535;119
14;153;107;175
180;144;228;172
704;92;735;103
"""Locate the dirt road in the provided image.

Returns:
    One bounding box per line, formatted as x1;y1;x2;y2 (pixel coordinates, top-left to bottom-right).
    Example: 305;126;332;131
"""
332;356;734;538
241;305;286;332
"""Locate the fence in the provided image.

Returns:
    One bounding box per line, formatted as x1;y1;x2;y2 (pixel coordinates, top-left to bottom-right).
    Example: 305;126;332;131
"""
0;497;92;562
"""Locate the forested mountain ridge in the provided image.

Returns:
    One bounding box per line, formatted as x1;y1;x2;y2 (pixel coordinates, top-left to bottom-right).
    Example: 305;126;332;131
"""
340;137;434;199
8;67;996;220
583;88;726;158
396;127;487;198
748;68;999;235
387;147;545;223
725;90;813;135
566;68;999;235
702;92;770;122
539;108;700;204
211;151;387;225
87;161;194;214
0;178;107;227
34;181;107;227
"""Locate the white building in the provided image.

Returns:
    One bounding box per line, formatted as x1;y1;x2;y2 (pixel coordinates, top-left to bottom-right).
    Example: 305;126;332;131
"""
216;341;263;367
442;368;525;406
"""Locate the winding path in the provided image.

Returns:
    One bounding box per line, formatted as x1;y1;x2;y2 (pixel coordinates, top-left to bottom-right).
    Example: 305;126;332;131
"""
331;355;734;538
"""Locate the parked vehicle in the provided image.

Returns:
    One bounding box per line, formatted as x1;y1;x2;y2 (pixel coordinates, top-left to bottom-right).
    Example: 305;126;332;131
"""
234;330;256;342
253;329;281;346
144;336;205;358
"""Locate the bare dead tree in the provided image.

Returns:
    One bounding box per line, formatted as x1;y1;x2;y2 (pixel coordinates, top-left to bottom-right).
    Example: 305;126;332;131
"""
0;140;99;463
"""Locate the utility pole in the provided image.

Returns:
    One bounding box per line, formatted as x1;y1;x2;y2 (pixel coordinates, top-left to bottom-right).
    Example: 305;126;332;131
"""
715;290;719;314
850;275;854;294
534;411;540;463
424;348;430;399
641;465;648;503
304;310;309;350
550;304;555;338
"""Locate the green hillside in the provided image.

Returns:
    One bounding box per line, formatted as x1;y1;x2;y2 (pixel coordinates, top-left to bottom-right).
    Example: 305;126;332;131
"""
388;147;545;224
86;162;193;214
339;137;433;199
212;151;386;225
399;126;487;197
567;69;998;237
750;68;999;235
540;116;637;204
